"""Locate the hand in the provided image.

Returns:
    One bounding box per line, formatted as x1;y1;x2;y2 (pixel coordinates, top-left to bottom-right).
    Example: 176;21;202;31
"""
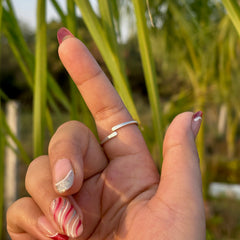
7;28;206;240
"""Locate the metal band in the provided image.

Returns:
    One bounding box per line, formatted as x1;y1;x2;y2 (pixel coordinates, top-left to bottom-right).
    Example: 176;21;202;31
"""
100;120;138;145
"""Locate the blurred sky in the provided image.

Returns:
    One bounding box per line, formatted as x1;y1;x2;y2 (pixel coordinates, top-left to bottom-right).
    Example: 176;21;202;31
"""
10;0;66;30
10;0;129;41
10;0;97;30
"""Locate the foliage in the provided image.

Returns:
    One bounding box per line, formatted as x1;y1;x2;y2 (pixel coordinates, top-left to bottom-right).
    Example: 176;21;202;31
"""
206;197;240;240
0;0;4;236
33;0;47;157
132;0;163;167
2;0;240;238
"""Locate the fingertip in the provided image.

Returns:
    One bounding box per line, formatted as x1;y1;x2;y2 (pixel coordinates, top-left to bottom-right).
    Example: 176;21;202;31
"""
57;36;101;88
163;111;203;151
50;197;83;238
7;197;49;240
57;27;74;45
163;112;195;157
37;216;64;239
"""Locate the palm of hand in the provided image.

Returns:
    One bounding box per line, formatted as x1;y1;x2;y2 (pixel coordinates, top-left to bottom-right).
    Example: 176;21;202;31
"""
75;149;158;239
71;141;203;240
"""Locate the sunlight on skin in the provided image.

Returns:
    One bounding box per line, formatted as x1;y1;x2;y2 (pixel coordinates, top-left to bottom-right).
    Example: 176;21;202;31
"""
6;28;205;240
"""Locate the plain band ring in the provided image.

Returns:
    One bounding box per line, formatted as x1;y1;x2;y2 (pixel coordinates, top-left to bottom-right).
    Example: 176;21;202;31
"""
100;120;138;145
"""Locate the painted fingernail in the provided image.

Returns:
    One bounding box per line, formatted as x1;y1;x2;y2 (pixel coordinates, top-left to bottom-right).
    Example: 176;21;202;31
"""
49;234;69;240
57;27;74;44
37;216;69;240
192;111;203;138
50;197;83;238
54;159;74;193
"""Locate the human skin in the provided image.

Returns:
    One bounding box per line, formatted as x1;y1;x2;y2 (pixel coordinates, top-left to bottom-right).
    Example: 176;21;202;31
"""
7;28;206;240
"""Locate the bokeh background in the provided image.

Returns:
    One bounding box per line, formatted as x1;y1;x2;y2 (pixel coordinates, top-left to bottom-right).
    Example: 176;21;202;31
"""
2;0;240;239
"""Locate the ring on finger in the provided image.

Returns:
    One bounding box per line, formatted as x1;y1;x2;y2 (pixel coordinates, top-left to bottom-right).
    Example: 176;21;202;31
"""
100;120;138;146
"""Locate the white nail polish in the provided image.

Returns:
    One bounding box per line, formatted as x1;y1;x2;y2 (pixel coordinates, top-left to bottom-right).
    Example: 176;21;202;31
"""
192;111;203;138
55;169;74;193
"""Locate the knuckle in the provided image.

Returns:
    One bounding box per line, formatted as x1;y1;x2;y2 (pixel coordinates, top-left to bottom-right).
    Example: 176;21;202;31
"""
57;120;85;132
49;138;77;157
94;101;126;122
7;197;32;216
7;197;33;232
76;68;103;88
25;156;48;194
48;121;91;161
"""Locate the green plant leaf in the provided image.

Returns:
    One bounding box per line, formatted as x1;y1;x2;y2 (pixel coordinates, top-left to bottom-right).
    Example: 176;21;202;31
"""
74;0;140;123
222;0;240;37
50;0;67;26
1;109;31;164
33;0;47;157
132;0;163;167
0;0;4;235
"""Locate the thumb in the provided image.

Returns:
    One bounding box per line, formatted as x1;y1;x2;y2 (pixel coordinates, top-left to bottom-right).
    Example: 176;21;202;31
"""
155;111;204;210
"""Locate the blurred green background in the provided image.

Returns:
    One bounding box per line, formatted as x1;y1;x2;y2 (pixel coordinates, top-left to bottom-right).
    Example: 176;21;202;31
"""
2;0;240;239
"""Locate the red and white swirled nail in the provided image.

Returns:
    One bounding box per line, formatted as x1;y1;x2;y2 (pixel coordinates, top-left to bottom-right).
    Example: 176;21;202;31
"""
50;197;83;238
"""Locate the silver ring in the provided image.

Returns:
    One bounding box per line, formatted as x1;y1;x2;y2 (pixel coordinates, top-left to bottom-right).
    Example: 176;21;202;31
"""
100;120;138;145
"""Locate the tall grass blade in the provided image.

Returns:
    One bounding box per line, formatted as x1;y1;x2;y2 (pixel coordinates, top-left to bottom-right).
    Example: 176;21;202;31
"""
99;0;119;54
222;0;240;37
98;0;129;89
66;1;95;128
33;0;47;157
5;0;34;65
3;4;72;140
168;3;200;74
0;107;4;239
3;24;68;125
67;0;80;120
109;0;120;37
2;6;71;112
131;0;163;166
1;109;31;164
167;2;208;191
0;0;4;235
74;0;140;123
2;27;33;87
0;0;2;32
67;0;77;35
50;0;67;26
2;5;70;158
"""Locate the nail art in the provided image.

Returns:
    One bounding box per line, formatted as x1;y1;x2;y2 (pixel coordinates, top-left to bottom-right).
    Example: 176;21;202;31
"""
49;233;69;240
55;169;74;193
38;216;69;240
193;111;203;122
192;111;203;138
51;197;83;238
57;27;74;44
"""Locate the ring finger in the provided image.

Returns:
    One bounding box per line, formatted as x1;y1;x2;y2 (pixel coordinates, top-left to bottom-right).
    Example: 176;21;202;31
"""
7;197;55;240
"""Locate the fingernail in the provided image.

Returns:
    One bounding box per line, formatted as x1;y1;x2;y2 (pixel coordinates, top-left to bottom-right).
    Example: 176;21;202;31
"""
37;216;69;240
192;111;203;138
54;159;74;193
50;197;83;238
57;27;74;44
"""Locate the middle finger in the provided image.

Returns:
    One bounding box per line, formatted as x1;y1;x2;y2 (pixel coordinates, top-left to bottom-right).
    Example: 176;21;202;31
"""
58;29;150;160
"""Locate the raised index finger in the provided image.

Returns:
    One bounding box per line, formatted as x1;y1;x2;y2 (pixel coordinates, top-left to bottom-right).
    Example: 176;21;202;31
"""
58;28;149;159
